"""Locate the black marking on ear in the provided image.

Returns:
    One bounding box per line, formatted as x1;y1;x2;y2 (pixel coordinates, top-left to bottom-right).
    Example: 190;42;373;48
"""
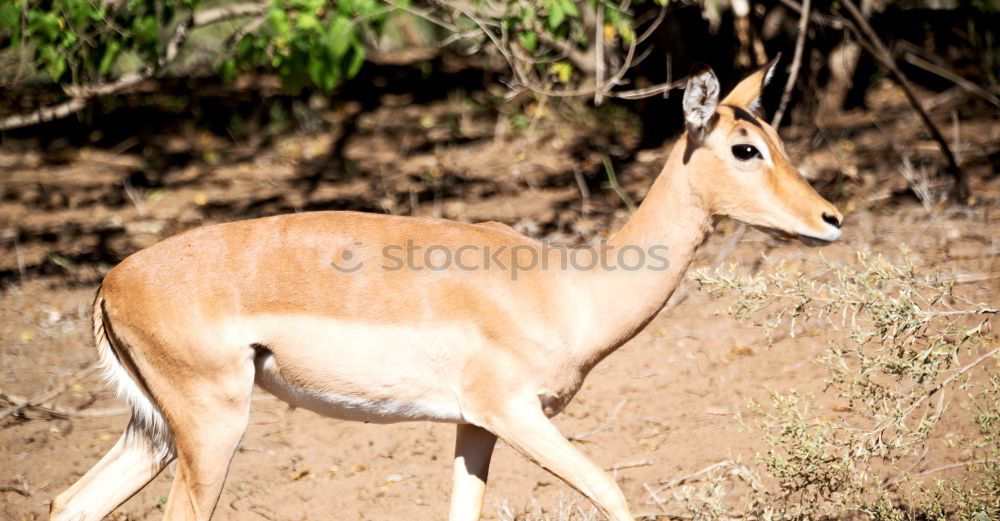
683;113;719;165
739;128;748;136
684;112;719;165
725;104;763;128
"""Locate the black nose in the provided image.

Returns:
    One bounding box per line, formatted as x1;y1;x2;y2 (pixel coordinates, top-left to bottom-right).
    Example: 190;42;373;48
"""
822;213;841;229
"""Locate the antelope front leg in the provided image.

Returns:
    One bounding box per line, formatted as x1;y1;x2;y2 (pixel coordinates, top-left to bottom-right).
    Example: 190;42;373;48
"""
479;399;633;521
449;423;498;521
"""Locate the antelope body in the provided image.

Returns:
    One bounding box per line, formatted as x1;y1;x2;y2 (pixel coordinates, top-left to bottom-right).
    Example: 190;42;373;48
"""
50;62;843;521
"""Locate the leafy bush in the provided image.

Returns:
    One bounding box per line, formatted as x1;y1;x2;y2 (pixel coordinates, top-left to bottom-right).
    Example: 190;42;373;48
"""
0;0;657;93
226;0;387;90
0;0;671;130
0;0;197;83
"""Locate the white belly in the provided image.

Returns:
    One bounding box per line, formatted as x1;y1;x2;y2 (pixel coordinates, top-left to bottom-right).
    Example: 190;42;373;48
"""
237;314;470;424
254;351;463;423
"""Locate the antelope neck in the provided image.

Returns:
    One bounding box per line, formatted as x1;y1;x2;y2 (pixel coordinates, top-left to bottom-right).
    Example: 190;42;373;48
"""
575;139;712;367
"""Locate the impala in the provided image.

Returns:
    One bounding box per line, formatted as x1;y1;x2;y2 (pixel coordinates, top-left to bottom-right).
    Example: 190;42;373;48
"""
50;60;843;521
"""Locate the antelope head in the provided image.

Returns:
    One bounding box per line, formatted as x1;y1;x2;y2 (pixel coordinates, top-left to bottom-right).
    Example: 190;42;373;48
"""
681;61;844;243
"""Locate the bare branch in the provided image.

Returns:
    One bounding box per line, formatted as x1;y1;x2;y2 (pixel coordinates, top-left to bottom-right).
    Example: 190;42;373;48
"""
613;77;685;100
901;51;1000;107
0;389;129;419
775;0;842;28
636;6;666;45
603;21;638;97
191;2;267;26
0;364;99;421
0;98;87;131
594;2;606;105
771;0;810;127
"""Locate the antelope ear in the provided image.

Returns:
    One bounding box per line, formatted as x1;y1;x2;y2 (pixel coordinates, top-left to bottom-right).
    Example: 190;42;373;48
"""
682;64;720;142
720;53;781;114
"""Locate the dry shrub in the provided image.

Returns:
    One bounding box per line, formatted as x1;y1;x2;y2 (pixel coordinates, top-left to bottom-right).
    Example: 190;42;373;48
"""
493;495;600;521
686;250;999;520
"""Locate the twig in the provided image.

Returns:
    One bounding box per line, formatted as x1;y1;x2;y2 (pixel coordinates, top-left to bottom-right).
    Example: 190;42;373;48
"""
603;21;639;96
771;0;810;127
122;177;147;217
835;0;967;200
12;235;26;286
654;460;736;492
602;155;636;213
190;3;268;28
517;76;683;100
0;98;88;131
774;0;842;28
606;459;652;472
569;399;627;442
594;2;605;105
221;14;268;59
946;249;1000;260
573;166;591;216
0;485;30;497
0;390;128;419
914;459;999;478
944;272;1000;284
901;52;1000;107
0;364;100;420
614;78;686;100
887;459;999;486
636;6;667;46
643;482;670;512
711;224;747;268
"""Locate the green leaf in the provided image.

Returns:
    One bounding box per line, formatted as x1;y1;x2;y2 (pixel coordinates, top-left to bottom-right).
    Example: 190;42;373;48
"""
38;44;66;81
327;17;350;59
560;0;579;18
518;30;537;52
549;61;572;83
0;3;20;30
346;42;364;78
220;58;238;82
98;40;120;75
47;55;66;81
547;1;564;30
322;67;337;91
619;23;634;45
307;55;325;86
48;253;72;270
266;6;291;38
296;13;319;31
29;11;62;41
132;16;158;44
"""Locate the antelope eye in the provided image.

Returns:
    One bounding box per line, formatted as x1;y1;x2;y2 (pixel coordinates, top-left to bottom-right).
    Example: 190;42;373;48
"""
731;144;761;161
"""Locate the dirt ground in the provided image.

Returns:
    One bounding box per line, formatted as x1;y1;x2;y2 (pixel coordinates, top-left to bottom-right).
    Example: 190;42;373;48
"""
1;82;999;520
